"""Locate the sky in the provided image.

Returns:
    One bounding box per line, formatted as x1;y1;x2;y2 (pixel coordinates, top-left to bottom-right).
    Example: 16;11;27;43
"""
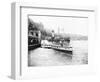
29;15;88;36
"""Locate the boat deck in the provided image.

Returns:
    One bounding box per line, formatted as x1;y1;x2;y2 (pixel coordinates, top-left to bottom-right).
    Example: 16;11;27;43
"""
41;44;73;54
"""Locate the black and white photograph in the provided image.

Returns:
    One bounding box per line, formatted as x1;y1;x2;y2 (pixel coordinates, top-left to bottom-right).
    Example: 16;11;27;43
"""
10;2;97;79
28;15;88;66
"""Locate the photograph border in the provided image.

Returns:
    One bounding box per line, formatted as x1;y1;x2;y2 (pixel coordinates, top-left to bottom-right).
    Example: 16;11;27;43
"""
11;2;96;79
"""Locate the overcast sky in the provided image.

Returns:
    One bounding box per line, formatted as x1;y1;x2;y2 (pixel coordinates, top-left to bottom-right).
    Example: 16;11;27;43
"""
29;16;88;36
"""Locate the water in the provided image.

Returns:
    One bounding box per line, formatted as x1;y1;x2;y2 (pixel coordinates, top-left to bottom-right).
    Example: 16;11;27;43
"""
28;40;88;66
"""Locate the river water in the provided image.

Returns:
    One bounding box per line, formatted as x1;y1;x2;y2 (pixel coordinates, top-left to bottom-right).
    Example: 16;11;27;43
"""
28;40;88;66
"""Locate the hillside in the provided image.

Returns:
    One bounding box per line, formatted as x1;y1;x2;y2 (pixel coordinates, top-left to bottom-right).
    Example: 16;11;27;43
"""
28;18;88;40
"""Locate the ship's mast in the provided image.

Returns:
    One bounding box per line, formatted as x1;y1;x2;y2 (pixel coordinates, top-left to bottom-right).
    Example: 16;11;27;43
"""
58;27;64;34
58;27;60;34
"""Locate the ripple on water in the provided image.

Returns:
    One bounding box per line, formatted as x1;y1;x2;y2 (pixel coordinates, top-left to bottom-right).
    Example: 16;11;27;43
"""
28;40;88;66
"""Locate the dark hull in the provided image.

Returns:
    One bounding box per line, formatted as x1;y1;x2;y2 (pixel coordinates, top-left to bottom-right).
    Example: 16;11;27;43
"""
41;44;73;54
52;47;73;54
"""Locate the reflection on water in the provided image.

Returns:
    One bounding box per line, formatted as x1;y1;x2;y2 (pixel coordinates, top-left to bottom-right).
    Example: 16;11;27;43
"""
28;40;88;66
